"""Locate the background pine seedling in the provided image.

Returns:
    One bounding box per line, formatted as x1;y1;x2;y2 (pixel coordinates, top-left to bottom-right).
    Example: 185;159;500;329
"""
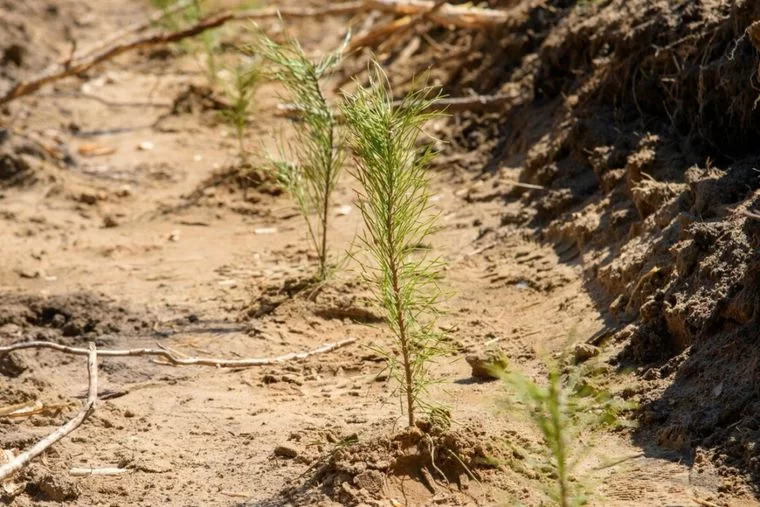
494;352;636;507
341;66;448;428
249;28;347;282
218;56;262;157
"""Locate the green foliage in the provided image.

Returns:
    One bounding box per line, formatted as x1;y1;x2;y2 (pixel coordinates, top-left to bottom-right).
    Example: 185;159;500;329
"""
341;65;448;428
148;0;220;85
250;28;347;282
218;57;262;156
494;353;636;507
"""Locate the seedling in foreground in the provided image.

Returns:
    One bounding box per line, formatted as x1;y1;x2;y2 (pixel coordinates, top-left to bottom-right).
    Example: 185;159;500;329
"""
495;353;635;507
342;66;447;428
250;29;346;281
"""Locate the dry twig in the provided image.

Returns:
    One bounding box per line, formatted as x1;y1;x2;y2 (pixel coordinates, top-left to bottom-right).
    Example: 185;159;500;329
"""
69;467;129;477
0;1;510;106
0;338;355;368
740;209;760;221
0;343;98;482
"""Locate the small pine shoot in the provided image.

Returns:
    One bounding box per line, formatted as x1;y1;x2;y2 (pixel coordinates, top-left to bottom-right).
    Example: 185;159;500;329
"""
341;65;447;428
495;352;636;507
250;28;346;282
219;57;262;157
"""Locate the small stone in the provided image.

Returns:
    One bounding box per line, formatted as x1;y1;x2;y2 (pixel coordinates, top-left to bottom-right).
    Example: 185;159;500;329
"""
353;470;384;495
0;352;28;377
26;468;79;501
466;349;508;380
273;445;298;459
572;343;600;363
103;215;119;228
78;192;99;205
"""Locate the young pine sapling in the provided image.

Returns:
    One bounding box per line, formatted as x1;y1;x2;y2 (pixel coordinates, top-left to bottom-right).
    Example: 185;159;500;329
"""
495;353;636;507
342;67;448;428
251;30;346;281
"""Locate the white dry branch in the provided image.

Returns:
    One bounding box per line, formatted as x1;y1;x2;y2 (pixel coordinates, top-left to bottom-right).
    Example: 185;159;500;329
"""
69;467;129;477
0;338;356;368
0;343;98;483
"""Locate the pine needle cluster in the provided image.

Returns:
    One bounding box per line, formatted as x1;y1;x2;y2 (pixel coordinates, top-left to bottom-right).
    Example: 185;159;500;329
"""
341;66;447;428
250;29;347;281
496;354;636;506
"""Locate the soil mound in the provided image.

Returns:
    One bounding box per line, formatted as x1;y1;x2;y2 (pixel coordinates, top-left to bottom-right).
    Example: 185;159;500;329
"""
390;0;760;494
273;425;500;506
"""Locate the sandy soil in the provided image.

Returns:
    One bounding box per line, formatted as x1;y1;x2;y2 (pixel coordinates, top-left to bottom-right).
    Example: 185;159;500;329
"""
1;1;759;506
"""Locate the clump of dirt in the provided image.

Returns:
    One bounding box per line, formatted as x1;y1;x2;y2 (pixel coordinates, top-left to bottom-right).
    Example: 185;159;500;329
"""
0;291;152;344
244;277;380;324
0;131;59;188
295;425;499;506
169;163;282;215
22;465;80;502
169;84;228;116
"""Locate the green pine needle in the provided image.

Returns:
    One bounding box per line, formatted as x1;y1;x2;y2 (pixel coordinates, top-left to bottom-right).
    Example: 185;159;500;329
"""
249;27;347;281
342;64;448;428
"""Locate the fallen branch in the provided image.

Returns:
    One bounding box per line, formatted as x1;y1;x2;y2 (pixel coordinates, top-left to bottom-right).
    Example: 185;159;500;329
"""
365;0;510;29
0;1;510;105
276;93;516;120
0;338;356;368
69;0;195;62
346;0;448;54
0;343;98;482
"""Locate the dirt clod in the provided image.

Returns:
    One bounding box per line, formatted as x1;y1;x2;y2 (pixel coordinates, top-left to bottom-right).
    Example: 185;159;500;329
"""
25;467;80;502
273;445;299;459
465;350;507;380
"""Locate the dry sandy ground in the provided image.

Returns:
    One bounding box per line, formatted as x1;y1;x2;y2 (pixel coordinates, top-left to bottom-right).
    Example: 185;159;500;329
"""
0;1;756;506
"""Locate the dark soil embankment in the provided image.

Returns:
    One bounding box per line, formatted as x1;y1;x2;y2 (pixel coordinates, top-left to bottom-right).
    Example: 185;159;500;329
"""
377;0;760;496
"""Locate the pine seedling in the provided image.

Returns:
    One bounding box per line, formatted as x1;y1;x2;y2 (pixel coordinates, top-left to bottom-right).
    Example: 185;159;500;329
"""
219;57;262;157
495;353;635;507
250;29;347;282
150;0;220;86
341;66;447;428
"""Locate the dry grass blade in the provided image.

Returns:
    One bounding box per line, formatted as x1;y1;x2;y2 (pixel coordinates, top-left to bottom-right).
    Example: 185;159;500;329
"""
0;343;98;482
0;339;356;368
0;400;46;419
